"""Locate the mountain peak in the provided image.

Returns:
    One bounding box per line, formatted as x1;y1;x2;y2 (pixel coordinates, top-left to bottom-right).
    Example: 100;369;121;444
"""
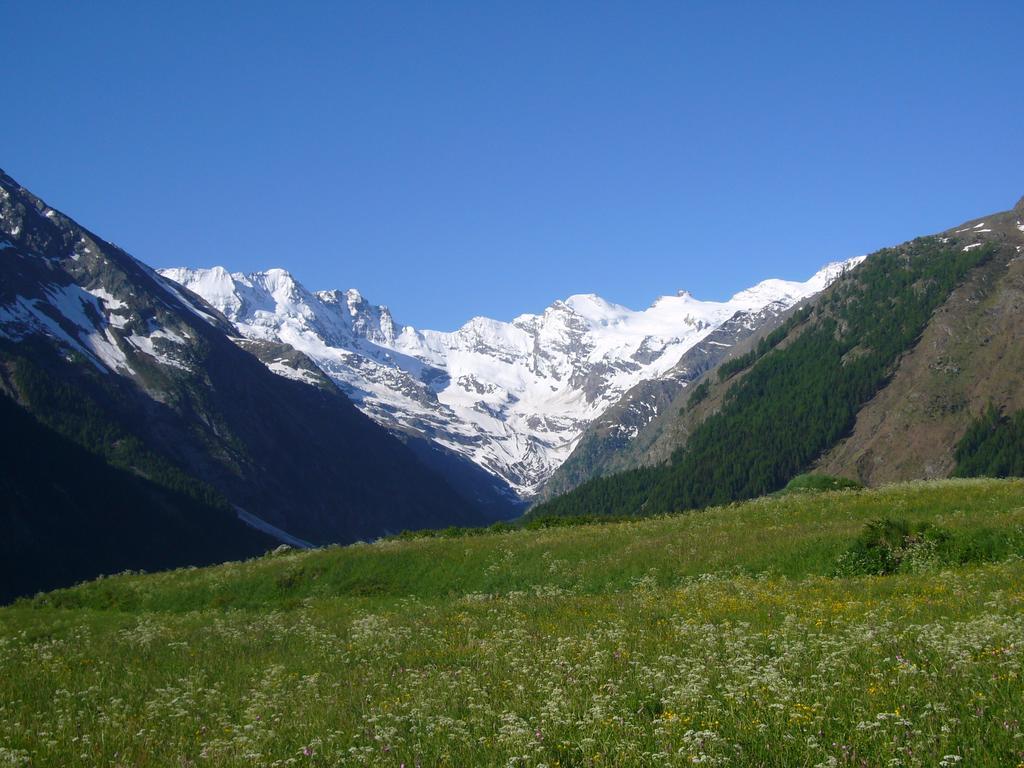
726;256;864;306
1015;195;1024;214
563;293;627;316
164;256;857;497
261;267;297;287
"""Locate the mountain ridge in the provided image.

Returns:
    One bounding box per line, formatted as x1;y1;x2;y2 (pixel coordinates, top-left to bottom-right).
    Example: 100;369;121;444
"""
0;167;493;598
162;258;861;498
814;201;1024;483
529;194;1024;519
537;298;811;500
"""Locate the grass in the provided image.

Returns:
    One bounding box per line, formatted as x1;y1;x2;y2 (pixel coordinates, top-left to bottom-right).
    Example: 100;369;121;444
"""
1;478;1023;766
781;473;864;494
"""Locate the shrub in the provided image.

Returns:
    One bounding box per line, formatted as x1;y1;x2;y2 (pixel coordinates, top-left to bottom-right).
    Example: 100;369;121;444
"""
835;517;950;576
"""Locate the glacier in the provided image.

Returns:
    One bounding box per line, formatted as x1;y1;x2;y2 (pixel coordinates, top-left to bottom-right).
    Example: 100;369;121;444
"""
161;258;863;497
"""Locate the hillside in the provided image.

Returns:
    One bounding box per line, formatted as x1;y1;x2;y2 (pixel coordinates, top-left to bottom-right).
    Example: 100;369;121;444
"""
0;169;489;599
0;394;273;603
531;197;1024;519
1;479;1022;766
816;198;1024;482
538;298;815;499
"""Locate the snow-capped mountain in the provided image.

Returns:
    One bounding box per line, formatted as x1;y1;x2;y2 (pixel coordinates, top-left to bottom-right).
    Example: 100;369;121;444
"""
161;258;863;497
0;167;485;558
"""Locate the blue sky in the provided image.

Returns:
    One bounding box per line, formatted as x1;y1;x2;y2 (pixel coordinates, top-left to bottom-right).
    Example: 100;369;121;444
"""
4;2;1023;330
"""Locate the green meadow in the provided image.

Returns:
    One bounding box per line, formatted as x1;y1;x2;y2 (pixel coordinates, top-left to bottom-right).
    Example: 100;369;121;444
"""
2;478;1023;767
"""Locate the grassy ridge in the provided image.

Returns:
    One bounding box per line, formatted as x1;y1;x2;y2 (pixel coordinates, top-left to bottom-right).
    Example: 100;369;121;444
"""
1;479;1023;766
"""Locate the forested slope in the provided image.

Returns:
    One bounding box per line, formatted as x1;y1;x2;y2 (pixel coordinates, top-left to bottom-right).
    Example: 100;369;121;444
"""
532;232;1005;519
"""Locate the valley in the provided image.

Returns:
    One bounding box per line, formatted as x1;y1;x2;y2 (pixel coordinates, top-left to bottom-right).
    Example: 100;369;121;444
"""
3;165;1023;602
160;260;859;499
4;6;1021;766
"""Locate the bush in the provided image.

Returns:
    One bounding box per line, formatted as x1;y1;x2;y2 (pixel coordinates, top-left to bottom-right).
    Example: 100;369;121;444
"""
836;515;1024;577
835;518;950;576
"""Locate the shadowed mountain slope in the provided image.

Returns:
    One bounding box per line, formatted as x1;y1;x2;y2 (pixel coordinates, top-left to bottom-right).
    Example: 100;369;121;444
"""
0;168;488;597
